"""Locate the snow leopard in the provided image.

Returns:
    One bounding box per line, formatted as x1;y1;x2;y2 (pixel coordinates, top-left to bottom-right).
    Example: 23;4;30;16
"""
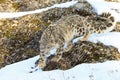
38;12;116;69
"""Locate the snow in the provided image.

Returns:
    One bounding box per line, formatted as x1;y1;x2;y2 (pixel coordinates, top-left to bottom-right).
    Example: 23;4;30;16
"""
88;0;120;21
0;55;120;80
0;0;120;80
73;32;120;52
89;32;120;52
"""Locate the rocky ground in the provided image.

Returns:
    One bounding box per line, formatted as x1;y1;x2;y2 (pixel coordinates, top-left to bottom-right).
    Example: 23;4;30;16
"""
0;0;73;12
0;1;120;69
0;0;119;12
43;41;120;71
105;0;120;2
114;22;120;32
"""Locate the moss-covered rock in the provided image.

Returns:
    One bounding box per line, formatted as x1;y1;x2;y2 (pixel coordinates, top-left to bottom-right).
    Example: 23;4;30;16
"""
43;41;120;71
0;0;73;12
0;18;42;68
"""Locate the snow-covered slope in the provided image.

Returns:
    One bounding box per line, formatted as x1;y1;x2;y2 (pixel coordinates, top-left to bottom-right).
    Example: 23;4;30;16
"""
87;0;120;21
0;0;120;80
1;58;120;80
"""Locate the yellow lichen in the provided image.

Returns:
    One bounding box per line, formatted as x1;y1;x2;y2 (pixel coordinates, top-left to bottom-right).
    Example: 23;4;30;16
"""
11;2;22;11
0;0;6;3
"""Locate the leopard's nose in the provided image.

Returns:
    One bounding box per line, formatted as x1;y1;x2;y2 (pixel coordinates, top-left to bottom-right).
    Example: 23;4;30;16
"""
40;50;44;53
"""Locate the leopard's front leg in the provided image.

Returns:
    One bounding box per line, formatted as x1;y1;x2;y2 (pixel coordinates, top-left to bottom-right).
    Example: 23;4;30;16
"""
38;52;47;69
53;41;74;62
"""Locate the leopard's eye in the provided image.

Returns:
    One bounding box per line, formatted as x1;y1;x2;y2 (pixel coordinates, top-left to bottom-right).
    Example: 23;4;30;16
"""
47;46;50;49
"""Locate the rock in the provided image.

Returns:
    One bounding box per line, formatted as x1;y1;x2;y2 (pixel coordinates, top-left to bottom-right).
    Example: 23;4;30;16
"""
0;0;73;12
43;41;120;71
105;0;120;2
113;22;120;32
